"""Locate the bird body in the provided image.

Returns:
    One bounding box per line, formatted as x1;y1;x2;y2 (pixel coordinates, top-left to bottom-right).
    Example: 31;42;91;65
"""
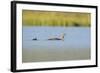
32;33;65;41
32;38;37;40
48;33;65;40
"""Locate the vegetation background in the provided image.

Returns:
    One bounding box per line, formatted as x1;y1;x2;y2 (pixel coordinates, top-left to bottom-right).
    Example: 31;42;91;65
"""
22;10;91;27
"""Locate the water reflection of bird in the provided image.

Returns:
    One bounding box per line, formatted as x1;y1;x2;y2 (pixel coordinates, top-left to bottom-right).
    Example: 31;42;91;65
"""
48;33;65;41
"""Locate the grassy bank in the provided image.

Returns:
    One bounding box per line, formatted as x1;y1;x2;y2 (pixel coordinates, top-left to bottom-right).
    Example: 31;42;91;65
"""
22;10;91;27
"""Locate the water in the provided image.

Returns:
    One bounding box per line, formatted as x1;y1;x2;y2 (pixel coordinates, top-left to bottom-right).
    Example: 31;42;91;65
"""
22;26;91;63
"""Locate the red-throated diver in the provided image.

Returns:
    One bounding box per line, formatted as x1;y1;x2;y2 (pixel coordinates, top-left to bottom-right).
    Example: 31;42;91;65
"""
48;33;65;40
32;33;65;41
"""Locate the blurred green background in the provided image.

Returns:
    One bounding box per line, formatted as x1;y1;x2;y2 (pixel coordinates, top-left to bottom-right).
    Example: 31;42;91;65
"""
22;10;91;27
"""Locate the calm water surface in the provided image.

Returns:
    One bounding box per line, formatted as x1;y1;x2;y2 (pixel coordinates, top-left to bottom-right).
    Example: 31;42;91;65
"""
22;26;91;63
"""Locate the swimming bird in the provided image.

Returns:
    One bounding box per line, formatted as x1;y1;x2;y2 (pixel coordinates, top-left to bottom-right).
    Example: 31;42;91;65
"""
48;33;65;41
32;38;37;40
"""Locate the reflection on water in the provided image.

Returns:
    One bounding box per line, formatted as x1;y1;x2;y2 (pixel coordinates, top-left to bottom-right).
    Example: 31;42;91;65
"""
22;26;91;63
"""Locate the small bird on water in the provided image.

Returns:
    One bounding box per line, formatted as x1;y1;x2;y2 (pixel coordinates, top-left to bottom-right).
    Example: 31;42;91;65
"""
32;33;65;41
32;38;37;40
47;33;65;41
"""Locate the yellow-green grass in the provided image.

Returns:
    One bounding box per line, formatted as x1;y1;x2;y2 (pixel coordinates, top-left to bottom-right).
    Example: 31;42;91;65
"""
22;10;91;27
